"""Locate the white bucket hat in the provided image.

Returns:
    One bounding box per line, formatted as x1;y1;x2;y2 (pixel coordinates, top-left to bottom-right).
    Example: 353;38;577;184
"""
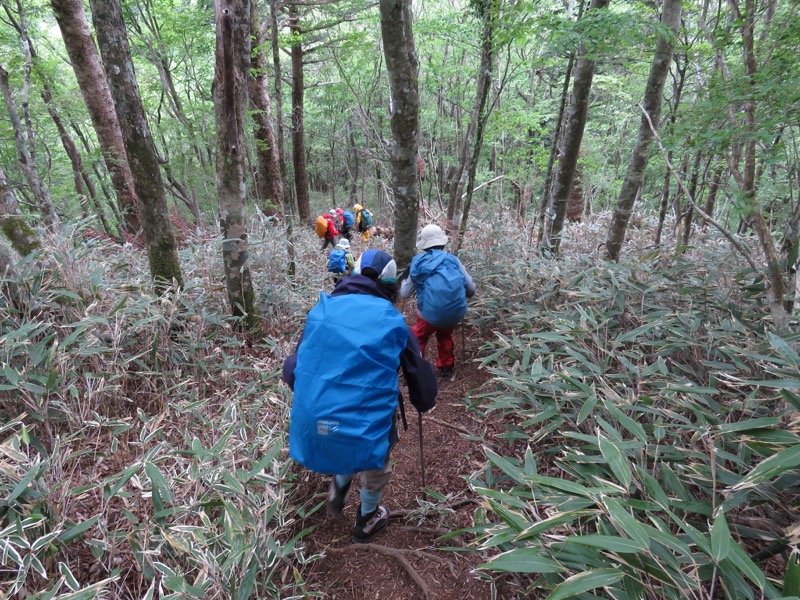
335;239;350;250
416;224;448;251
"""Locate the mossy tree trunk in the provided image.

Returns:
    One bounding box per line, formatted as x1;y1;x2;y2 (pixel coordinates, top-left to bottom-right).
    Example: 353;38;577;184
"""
214;0;256;323
51;0;141;234
0;165;40;257
379;0;420;270
89;0;184;289
605;0;681;261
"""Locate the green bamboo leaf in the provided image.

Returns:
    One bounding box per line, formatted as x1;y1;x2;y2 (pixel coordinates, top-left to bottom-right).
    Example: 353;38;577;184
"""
732;444;800;491
547;568;624;600
59;562;80;592
485;448;526;483
565;534;645;553
602;497;649;548
768;332;800;366
598;434;632;490
479;547;564;573
728;543;767;590
104;463;140;500
144;461;173;504
58;515;100;544
711;512;732;562
784;551;800;597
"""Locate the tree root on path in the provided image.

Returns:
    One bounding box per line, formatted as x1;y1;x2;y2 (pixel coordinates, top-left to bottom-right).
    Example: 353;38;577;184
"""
426;415;478;437
330;543;456;599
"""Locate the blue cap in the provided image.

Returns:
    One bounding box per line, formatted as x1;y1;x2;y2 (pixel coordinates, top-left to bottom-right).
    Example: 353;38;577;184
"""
355;249;397;283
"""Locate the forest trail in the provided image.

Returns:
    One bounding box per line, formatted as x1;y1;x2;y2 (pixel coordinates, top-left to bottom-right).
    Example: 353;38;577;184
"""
294;314;497;599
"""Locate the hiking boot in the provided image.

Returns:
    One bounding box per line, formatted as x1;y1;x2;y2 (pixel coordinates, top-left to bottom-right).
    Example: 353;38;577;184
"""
438;366;454;379
351;505;389;543
326;478;352;517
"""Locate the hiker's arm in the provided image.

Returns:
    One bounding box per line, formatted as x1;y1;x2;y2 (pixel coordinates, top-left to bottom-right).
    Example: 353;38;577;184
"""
282;329;307;390
401;333;438;412
399;276;415;299
457;258;477;298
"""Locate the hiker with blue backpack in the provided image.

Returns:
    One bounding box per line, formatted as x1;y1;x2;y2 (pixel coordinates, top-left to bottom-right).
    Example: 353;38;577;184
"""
337;207;355;242
400;224;476;379
328;238;355;281
283;249;438;543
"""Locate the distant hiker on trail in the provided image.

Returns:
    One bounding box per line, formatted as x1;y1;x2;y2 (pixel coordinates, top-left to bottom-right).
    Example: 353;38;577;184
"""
338;207;355;242
317;212;339;253
353;204;374;242
283;249;438;543
327;238;355;281
400;224;476;379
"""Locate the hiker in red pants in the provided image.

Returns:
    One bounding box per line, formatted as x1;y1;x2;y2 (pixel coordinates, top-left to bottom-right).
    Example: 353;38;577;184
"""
400;224;476;379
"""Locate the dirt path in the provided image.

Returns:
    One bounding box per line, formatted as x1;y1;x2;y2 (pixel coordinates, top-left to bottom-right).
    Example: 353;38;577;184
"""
296;318;494;599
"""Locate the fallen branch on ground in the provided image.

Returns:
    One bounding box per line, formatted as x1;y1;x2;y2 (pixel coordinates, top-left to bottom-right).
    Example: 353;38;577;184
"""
426;415;477;437
390;497;480;518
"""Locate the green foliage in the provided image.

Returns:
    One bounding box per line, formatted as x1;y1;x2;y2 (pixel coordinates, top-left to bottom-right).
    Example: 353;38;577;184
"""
464;228;800;598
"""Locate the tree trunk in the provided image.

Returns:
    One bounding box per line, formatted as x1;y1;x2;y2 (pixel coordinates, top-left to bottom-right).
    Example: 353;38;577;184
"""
0;66;59;230
453;0;498;255
730;0;787;333
379;0;420;270
51;0;140;234
0;165;41;256
604;0;681;261
214;0;256;323
249;0;283;217
546;0;611;252
681;150;704;247
701;165;724;229
289;3;311;223
90;0;184;288
445;1;497;230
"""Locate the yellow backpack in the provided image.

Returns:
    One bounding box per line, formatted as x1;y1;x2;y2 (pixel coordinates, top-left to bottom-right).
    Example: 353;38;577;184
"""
315;215;328;238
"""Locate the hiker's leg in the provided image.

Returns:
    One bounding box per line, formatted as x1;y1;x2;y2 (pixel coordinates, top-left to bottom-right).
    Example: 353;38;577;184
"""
359;421;399;515
434;324;457;368
411;315;435;358
335;474;353;488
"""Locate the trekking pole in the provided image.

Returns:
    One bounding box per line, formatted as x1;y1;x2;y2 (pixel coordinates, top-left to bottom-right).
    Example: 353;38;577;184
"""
418;411;426;491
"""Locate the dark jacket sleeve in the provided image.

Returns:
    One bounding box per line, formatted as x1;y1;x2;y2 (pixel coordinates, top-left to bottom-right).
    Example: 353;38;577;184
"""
282;328;306;391
400;332;438;413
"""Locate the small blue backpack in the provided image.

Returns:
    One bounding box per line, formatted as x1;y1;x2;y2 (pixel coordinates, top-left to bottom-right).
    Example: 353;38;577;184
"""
328;249;346;273
342;210;355;227
411;250;467;328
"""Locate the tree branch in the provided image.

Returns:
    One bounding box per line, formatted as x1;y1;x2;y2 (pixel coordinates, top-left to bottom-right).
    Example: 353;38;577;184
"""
638;103;760;273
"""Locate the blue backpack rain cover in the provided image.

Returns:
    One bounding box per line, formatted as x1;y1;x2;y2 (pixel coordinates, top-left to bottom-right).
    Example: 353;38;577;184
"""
342;210;355;227
410;250;467;328
289;292;407;474
328;249;346;273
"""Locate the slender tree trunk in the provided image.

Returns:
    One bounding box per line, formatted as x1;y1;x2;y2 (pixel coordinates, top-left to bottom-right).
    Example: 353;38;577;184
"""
537;52;575;244
214;0;256;323
681;150;704;246
445;1;497;230
701;165;724;229
41;86;113;236
51;0;140;233
546;0;611;251
380;0;420;270
453;0;498;255
90;0;184;288
0;66;59;230
289;3;311;223
0;165;41;256
605;0;681;261
249;0;283;217
730;0;787;333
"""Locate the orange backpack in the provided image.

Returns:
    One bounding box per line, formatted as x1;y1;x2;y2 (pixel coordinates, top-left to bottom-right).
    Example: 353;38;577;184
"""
315;215;328;238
